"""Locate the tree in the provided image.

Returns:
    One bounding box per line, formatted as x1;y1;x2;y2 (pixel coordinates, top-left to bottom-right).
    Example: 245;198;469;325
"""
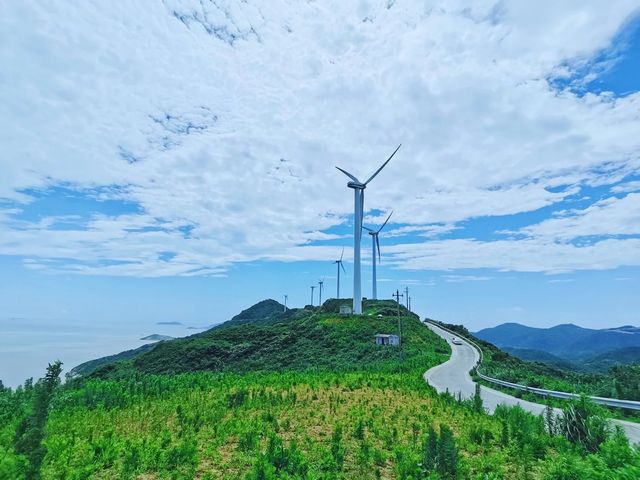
14;361;63;479
438;425;458;479
473;383;483;413
544;403;555;435
422;425;459;479
422;426;438;473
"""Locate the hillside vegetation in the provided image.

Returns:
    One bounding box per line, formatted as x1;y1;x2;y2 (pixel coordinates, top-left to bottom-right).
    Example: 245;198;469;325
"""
2;302;640;479
441;321;640;408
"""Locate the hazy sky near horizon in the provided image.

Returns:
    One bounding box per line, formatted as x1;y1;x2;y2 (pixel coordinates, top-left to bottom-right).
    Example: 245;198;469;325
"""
1;1;640;384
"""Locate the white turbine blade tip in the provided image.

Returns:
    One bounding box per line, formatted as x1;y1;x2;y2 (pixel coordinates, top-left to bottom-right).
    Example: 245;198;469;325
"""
364;144;401;185
378;210;393;233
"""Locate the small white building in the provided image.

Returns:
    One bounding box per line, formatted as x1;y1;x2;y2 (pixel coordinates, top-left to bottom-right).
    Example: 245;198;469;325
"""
339;305;352;315
375;333;400;346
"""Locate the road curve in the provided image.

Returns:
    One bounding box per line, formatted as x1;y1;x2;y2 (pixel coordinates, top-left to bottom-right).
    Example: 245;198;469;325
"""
424;322;640;444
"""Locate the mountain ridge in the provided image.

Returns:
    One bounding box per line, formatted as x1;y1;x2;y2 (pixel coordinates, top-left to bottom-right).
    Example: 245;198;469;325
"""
475;322;640;368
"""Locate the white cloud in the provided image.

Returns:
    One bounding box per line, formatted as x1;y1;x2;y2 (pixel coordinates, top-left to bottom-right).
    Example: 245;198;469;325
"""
518;193;640;240
612;181;640;193
443;275;491;283
1;1;639;276
386;238;640;273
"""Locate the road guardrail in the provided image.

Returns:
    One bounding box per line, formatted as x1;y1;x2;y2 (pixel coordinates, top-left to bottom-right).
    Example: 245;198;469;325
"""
424;320;640;411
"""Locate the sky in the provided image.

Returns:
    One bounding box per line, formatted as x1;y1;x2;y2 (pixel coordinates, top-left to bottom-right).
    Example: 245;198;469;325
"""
1;1;640;386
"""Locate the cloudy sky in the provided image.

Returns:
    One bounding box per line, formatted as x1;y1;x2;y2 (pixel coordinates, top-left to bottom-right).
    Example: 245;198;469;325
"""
1;1;640;382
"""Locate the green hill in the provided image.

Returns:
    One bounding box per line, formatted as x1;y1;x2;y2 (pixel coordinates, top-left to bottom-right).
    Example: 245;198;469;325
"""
214;299;291;328
90;299;445;378
69;299;291;378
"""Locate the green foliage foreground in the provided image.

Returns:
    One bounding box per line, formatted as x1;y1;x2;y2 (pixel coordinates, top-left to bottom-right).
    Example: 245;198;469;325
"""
1;303;640;479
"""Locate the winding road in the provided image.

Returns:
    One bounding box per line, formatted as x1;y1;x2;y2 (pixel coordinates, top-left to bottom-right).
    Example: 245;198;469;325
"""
424;322;640;444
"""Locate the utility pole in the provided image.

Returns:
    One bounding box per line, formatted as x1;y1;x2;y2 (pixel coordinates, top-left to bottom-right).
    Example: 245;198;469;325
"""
284;295;288;312
392;289;404;350
310;286;316;306
318;280;324;306
404;286;409;311
408;296;411;312
392;289;403;317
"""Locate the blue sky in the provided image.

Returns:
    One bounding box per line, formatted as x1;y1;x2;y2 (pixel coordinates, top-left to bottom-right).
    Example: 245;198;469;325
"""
1;1;640;385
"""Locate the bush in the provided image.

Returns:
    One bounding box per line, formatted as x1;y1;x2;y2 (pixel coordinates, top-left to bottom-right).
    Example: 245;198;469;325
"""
557;396;611;453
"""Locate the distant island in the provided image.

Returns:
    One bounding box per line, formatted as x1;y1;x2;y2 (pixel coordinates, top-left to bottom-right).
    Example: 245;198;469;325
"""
155;321;183;325
140;334;174;341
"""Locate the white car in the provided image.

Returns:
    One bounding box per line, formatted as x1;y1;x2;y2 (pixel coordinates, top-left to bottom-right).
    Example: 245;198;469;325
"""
451;337;463;345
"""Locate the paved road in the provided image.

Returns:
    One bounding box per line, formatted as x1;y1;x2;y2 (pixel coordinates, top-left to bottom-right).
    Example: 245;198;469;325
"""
424;322;640;444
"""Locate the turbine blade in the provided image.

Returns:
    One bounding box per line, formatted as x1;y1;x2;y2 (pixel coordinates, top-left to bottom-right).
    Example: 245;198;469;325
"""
363;144;401;185
340;246;344;261
377;210;393;233
362;226;374;232
376;234;381;262
335;166;360;183
341;262;346;273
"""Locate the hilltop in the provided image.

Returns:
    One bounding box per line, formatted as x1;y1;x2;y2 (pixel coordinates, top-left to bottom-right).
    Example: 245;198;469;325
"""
83;299;443;379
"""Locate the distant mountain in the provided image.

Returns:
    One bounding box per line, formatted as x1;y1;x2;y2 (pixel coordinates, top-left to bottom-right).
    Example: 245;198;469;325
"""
502;347;576;370
156;321;183;325
582;347;640;373
604;326;640;335
140;334;174;341
475;322;640;363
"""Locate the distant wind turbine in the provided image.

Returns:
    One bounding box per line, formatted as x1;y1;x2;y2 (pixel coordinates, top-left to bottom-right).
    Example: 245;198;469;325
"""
318;279;324;305
334;247;346;299
336;144;401;314
310;285;316;306
363;211;393;300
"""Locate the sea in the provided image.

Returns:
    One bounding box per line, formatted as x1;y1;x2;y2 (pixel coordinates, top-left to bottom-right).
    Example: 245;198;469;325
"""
0;317;208;388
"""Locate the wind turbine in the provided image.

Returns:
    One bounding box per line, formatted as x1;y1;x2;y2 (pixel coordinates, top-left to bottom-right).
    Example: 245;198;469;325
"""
310;285;316;306
318;280;324;305
363;211;393;300
334;247;346;299
336;144;401;314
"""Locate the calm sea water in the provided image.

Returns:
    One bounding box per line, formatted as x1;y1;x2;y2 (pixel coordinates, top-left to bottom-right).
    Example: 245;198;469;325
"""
0;317;206;388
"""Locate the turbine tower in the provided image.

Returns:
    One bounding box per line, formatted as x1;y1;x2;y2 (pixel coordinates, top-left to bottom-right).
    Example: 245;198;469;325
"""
334;247;346;299
310;285;316;306
363;211;393;300
336;145;401;314
318;279;324;305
